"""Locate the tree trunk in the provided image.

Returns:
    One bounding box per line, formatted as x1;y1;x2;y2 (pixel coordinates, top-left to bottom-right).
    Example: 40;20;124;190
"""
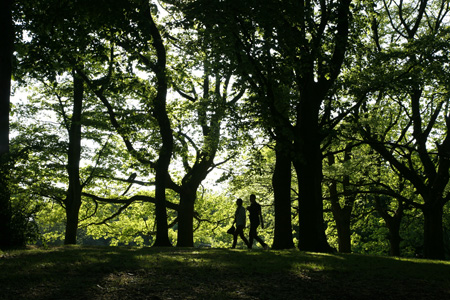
65;195;81;245
64;71;83;245
0;0;12;156
294;129;330;252
329;182;352;253
294;87;331;253
147;7;172;247
423;203;445;260
272;140;295;249
294;150;329;252
336;216;351;253
177;188;196;247
387;223;402;257
374;195;403;257
175;160;215;247
327;152;354;253
0;0;13;249
153;157;172;247
291;0;350;253
0;167;11;248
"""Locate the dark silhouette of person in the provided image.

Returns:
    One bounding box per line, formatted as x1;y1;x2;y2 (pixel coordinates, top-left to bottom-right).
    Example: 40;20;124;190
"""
232;198;250;249
247;194;268;249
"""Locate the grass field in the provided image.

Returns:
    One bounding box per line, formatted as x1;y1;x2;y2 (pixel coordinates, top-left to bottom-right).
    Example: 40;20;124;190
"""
1;246;450;299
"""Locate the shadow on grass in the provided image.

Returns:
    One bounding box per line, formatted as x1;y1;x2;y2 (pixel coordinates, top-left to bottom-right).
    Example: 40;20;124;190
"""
1;246;450;299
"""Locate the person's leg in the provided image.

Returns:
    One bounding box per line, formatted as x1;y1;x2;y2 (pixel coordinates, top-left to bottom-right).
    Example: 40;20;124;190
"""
237;225;250;248
249;224;257;249
240;231;250;248
255;235;267;248
253;223;268;249
232;229;238;248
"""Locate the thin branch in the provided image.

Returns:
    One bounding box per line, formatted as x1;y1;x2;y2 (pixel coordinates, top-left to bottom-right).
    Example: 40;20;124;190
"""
82;192;179;211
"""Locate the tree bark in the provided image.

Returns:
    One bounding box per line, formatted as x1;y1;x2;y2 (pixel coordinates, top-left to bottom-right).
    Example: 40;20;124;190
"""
292;0;350;253
0;0;12;156
388;223;402;257
328;179;352;251
175;158;216;247
374;195;403;257
335;215;352;253
0;0;14;249
294;154;329;252
177;188;196;247
327;152;355;253
294;90;330;252
271;140;295;249
64;70;83;245
146;6;172;247
423;202;445;260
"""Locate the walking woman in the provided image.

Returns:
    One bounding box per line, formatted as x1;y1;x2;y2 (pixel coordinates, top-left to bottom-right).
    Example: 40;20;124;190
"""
232;198;250;248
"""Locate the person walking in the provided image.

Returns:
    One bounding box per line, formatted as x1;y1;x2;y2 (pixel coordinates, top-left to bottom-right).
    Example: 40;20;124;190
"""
232;198;250;249
247;194;268;249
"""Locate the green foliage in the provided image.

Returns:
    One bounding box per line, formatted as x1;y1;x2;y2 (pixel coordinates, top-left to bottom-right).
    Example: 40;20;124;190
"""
35;202;66;245
191;192;235;248
7;0;450;259
4;193;40;247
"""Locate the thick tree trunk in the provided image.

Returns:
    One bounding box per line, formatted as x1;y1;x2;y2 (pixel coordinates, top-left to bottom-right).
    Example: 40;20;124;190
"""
65;195;81;245
176;160;215;247
0;0;12;156
177;189;196;247
294;87;331;253
64;71;83;245
153;160;172;247
272;140;295;249
294;131;330;252
423;203;445;260
335;217;351;253
387;223;402;257
0;0;13;249
294;155;329;252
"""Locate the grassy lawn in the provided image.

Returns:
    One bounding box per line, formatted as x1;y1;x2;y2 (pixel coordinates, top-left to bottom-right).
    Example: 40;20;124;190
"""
1;246;450;299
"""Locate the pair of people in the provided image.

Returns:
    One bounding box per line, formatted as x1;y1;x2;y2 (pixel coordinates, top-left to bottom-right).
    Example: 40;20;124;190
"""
231;194;268;249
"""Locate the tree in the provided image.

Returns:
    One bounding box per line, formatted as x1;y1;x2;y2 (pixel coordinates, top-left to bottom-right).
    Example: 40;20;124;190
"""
352;0;450;259
326;147;357;253
160;16;249;245
170;65;245;246
74;1;174;247
176;0;354;252
0;0;14;248
17;1;102;245
143;2;173;247
63;70;84;244
325;146;411;256
75;2;250;247
16;0;148;245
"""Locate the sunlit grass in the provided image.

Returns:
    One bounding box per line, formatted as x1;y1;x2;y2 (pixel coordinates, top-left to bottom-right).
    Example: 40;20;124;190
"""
1;246;449;299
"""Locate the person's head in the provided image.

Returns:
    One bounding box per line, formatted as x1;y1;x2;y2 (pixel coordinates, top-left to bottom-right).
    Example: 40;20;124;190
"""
236;198;243;206
250;194;256;203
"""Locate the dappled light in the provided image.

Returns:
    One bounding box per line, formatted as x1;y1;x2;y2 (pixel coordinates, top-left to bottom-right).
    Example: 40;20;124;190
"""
2;246;450;299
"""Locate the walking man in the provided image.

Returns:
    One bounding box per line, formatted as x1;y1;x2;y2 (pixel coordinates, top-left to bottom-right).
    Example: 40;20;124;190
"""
232;198;250;248
247;194;268;249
